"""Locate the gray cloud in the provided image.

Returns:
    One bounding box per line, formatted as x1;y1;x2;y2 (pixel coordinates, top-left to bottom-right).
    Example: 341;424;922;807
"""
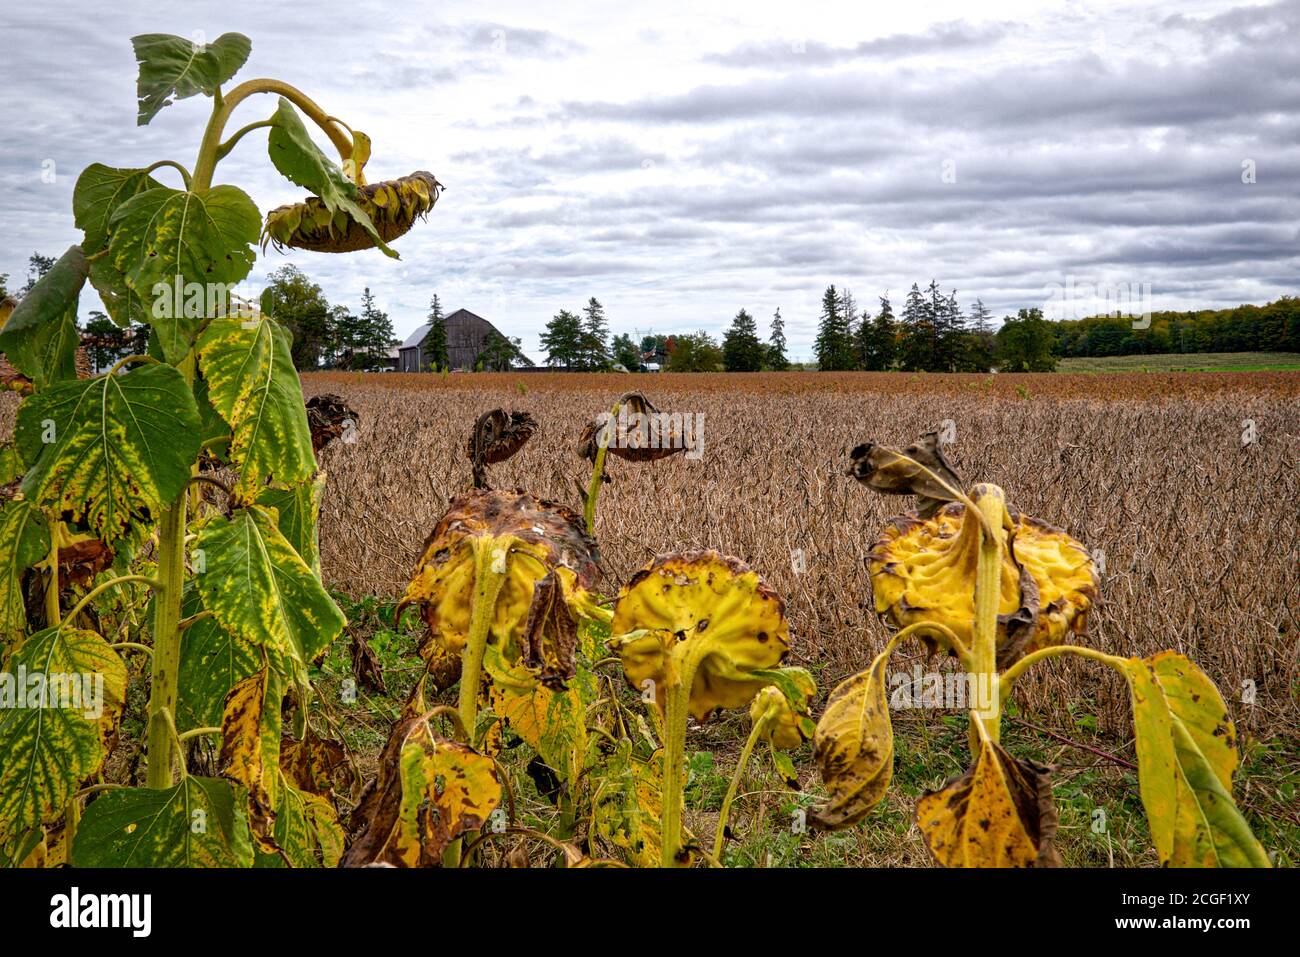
1;0;1297;363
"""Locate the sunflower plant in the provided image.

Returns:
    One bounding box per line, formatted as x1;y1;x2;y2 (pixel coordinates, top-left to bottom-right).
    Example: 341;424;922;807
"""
809;433;1270;868
0;30;441;867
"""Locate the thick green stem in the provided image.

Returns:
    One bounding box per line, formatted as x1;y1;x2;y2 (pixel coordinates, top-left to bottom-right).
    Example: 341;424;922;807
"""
145;494;188;789
712;714;768;862
998;644;1129;697
444;539;508;869
660;651;702;868
971;487;1006;746
192;78;354;191
43;538;60;627
583;399;623;535
456;540;509;737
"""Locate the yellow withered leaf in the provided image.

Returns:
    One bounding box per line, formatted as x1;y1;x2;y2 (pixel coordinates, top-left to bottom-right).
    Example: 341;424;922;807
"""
1122;652;1269;867
342;684;502;867
219;667;283;850
809;648;894;829
916;723;1059;868
609;550;790;721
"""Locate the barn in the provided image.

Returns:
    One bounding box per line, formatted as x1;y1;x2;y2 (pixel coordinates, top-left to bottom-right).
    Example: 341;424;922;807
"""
398;308;519;371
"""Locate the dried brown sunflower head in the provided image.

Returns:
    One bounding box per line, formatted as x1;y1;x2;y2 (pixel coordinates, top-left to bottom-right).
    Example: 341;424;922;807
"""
262;171;442;254
576;392;689;464
305;393;359;453
466;409;537;488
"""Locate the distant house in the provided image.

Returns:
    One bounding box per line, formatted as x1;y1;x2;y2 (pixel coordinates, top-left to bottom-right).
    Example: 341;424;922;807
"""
399;308;519;371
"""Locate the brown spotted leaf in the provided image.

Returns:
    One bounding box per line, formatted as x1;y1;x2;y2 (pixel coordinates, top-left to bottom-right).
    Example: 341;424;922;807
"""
809;645;894;829
916;725;1059;868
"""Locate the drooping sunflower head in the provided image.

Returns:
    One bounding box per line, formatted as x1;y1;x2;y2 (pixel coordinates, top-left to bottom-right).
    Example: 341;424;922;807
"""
577;392;690;465
608;550;790;721
868;483;1098;668
262;171;442;254
397;488;600;668
466;409;537;489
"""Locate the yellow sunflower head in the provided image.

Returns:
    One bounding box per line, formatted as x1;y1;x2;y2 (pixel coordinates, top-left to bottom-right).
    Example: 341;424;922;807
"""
397;489;600;672
608;550;790;721
262;170;441;254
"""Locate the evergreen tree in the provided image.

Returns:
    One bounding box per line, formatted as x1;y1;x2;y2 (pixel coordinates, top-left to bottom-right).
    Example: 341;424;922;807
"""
814;285;854;370
355;287;395;370
722;308;765;371
540;309;584;368
0;273;9;300
965;297;996;371
767;307;789;370
898;283;931;372
935;288;968;371
857;294;895;370
580;297;610;369
422;294;449;371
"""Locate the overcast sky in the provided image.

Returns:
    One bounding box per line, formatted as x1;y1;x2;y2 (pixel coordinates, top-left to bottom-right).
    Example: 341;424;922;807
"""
1;0;1297;362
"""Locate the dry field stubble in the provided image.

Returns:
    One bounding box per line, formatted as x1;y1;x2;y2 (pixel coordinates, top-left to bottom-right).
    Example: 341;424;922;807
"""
300;370;1299;739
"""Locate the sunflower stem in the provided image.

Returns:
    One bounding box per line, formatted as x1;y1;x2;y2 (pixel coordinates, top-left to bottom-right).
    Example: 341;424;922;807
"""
712;713;769;862
970;486;1006;748
445;539;509;868
583;398;624;535
660;651;702;868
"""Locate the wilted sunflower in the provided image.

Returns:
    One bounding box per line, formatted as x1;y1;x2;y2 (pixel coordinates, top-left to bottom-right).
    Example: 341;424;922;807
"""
262;170;442;254
397;488;600;678
852;438;1097;668
576;392;689;465
466;409;537;489
305;392;359;453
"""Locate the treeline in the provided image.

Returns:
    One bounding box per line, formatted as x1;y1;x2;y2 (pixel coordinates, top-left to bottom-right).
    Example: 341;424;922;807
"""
1053;298;1300;357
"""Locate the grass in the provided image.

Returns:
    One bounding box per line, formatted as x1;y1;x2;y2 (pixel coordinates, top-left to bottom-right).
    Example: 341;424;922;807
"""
1059;351;1300;372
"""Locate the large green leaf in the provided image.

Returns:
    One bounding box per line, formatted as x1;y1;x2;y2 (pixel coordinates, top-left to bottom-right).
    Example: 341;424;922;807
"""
197;317;316;497
267;97;394;257
71;776;255;867
195;506;345;667
107;185;261;363
132;32;252;126
0;245;86;390
1122;652;1269;867
176;588;260;733
0;626;126;837
16;363;200;543
0;501;50;647
255;475;325;576
72;164;166;256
